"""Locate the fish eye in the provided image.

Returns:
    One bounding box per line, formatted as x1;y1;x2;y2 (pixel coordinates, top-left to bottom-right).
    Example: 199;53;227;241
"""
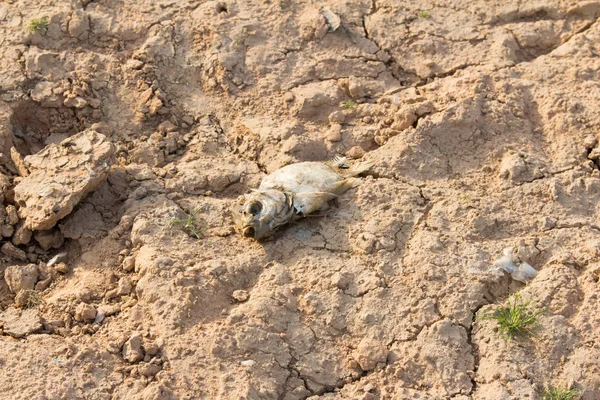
249;201;262;215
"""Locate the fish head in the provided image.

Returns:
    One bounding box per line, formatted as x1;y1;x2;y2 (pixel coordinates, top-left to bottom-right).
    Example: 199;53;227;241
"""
234;189;293;239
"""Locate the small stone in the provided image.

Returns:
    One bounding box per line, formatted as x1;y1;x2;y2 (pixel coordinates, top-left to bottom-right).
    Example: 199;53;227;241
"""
541;217;556;231
4;264;38;293
64;96;88;109
94;310;105;323
139;362;161;377
326;124;342;142
1;224;14;237
283;92;295;102
34;229;65;250
126;59;144;70
122;256;136;272
346;146;365;159
5;205;18;225
240;360;256;367
144;341;159;356
12;222;32;245
53;262;69;274
0;308;43;338
123;333;144;363
35;276;52;291
75;302;97;321
117;277;133;296
354;337;388;371
328;111;346;124
232;290;250;303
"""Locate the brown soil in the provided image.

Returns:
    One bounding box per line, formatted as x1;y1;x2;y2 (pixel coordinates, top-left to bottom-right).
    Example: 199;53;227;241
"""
0;0;599;399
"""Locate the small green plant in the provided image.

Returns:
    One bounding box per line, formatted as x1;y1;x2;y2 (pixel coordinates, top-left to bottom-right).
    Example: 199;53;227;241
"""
418;10;430;19
169;209;204;239
541;386;579;400
341;100;357;109
27;16;49;34
478;293;546;339
18;289;43;309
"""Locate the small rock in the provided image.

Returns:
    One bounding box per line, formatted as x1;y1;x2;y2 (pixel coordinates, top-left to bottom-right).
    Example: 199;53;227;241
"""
4;263;38;293
1;224;14;237
232;290;250;303
328;111;346;124
346;146;365;159
283;92;295;102
0;307;43;338
5;205;18;225
326;124;342;142
34;229;65;250
10;148;29;177
75;302;97;321
144;341;160;356
35;276;52;291
94;310;105;323
14;130;115;231
64;96;88;109
240;360;256;367
354;338;388;371
122;256;136;272
139;362;161;377
126;59;144;70
12;222;32;245
117;277;133;296
123;333;144;363
53;262;69;274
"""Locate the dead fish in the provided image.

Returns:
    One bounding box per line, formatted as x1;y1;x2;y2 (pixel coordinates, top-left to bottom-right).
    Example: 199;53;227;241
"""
235;157;374;239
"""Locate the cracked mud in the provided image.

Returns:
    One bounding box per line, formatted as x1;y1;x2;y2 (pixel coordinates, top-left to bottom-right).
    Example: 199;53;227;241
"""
0;0;599;399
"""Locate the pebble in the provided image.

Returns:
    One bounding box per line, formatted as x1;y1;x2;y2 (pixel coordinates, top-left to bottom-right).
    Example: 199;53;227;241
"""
75;302;97;321
123;333;145;363
283;92;295;102
232;290;250;303
328;110;346;124
240;360;256;367
122;256;136;272
326;124;342;142
346;146;365;159
1;242;28;261
53;262;69;274
117;277;133;296
4;264;38;293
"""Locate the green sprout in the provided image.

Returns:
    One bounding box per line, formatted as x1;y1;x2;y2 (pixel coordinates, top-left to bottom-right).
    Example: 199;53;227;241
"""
541;386;580;400
18;289;43;309
478;293;546;339
418;10;430;19
28;17;49;34
169;209;204;240
341;100;357;109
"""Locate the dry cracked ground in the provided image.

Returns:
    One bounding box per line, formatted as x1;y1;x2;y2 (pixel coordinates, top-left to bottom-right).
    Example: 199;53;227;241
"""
0;0;599;399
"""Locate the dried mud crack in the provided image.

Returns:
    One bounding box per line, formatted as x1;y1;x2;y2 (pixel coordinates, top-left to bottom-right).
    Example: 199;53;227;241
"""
0;0;600;399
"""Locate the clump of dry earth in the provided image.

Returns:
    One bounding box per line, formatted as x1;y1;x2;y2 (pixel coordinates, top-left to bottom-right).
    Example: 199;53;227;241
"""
0;0;599;399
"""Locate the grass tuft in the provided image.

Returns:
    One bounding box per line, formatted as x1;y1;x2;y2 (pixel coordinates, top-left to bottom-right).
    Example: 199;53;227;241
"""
541;386;579;400
478;293;546;339
18;289;43;309
27;17;49;33
341;100;357;109
418;10;430;18
168;209;204;239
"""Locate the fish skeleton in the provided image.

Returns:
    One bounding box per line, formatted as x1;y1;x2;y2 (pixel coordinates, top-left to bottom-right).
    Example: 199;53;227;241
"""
235;157;374;239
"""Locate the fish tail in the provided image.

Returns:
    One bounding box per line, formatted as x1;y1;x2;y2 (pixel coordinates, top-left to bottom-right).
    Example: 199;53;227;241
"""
347;160;375;176
332;177;362;194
